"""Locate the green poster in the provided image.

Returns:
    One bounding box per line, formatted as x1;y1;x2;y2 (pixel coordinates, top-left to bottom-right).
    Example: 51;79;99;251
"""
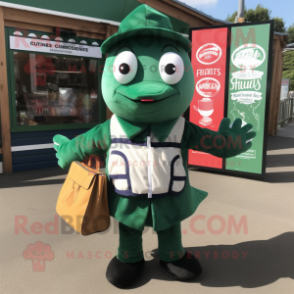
226;24;271;174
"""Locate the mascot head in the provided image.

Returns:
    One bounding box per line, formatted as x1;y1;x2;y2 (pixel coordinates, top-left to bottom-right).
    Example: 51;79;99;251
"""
101;5;194;124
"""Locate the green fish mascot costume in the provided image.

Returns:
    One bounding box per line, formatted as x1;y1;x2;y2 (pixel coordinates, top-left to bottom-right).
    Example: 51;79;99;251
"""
53;5;256;288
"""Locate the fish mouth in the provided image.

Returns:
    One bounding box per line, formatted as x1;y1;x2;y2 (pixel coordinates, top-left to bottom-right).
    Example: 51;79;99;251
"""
115;81;179;103
120;93;178;103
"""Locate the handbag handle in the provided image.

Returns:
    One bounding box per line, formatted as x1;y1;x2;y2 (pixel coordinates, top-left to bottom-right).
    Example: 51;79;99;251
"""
82;155;100;173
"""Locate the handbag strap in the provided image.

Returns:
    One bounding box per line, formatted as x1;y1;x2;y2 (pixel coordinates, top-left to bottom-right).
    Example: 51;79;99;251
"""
82;155;101;173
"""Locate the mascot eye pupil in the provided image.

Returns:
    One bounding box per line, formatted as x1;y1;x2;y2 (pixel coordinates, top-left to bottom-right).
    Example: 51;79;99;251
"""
165;64;176;75
113;51;137;84
119;63;130;74
159;53;184;84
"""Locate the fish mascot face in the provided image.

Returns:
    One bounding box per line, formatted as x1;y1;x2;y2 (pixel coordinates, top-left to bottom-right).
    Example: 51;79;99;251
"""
101;7;194;124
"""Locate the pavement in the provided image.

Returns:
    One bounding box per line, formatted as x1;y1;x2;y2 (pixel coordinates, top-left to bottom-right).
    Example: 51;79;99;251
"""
0;126;293;294
277;121;294;138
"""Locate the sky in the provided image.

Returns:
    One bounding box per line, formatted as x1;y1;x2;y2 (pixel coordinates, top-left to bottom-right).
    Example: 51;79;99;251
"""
181;0;293;28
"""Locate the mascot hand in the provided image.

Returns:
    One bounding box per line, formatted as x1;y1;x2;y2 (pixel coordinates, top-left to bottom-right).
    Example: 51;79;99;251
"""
53;135;71;169
218;118;256;157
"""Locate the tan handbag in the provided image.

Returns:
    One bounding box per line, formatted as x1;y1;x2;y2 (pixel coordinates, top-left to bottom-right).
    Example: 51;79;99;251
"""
56;156;110;235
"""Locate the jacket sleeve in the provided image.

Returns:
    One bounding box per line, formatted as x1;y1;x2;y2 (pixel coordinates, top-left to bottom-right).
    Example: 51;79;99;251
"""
182;120;234;158
56;120;111;169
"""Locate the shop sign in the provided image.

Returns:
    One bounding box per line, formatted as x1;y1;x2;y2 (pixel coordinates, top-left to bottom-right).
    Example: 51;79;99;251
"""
189;22;272;177
189;27;228;169
10;36;102;58
196;43;222;65
231;43;266;69
196;78;221;98
226;24;271;174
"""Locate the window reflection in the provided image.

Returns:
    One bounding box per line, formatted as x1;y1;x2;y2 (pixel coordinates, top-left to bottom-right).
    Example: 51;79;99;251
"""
14;52;99;126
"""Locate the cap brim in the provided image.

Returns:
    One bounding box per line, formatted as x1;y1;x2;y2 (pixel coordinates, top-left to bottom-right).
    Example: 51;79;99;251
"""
101;27;191;54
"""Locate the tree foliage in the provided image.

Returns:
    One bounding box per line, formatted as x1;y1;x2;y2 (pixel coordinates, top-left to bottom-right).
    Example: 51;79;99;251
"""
226;4;286;33
273;17;286;33
283;51;294;91
246;5;270;22
226;11;238;23
288;24;294;44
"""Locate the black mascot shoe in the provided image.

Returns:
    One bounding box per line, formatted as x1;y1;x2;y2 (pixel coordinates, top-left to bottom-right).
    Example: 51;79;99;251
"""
106;257;145;288
160;252;202;281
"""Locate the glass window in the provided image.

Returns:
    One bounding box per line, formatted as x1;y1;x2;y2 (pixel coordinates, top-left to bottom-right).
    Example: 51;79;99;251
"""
13;52;99;126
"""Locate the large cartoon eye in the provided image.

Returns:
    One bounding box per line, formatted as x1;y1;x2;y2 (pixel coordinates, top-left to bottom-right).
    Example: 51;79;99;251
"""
159;52;184;85
113;51;137;84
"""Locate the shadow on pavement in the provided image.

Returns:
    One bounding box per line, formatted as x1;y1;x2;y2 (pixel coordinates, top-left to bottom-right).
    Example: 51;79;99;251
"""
126;232;294;289
267;136;294;151
265;137;294;183
266;154;294;167
276;122;294;139
0;167;67;189
264;172;294;183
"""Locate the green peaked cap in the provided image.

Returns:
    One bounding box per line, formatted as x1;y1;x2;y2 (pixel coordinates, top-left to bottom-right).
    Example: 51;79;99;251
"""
101;4;191;54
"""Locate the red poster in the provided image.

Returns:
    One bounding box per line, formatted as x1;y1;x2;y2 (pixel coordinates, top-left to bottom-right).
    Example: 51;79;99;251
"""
189;27;228;169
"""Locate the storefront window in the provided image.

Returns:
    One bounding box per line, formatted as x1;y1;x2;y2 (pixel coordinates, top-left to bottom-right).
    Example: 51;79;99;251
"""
13;52;99;126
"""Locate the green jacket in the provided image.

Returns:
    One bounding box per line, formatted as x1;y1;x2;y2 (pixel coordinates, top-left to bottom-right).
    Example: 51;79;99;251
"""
56;117;248;231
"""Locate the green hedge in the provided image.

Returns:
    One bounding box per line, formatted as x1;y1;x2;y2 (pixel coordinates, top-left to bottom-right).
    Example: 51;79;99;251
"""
283;51;294;92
